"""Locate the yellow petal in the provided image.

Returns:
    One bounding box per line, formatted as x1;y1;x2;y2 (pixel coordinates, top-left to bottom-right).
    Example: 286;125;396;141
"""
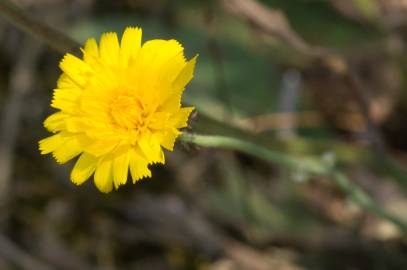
173;54;198;92
65;117;90;133
43;112;67;133
157;52;186;91
84;139;118;157
129;150;151;182
39;133;66;154
99;32;120;66
51;98;77;113
52;136;86;164
71;152;98;185
57;74;79;89
158;128;181;151
120;27;142;67
53;88;81;103
149;112;171;130
112;150;130;189
159;91;182;113
139;39;184;68
51;87;82;113
171;107;194;128
138;134;164;164
59;54;92;86
135;40;184;90
94;158;113;193
83;38;99;61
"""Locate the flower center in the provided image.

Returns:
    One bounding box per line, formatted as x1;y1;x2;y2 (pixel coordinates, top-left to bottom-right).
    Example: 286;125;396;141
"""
109;94;148;130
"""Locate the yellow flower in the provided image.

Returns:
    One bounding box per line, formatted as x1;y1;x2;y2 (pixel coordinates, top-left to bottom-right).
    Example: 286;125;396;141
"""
39;27;197;192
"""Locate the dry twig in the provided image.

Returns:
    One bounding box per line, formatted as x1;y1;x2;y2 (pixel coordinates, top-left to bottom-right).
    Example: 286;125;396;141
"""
0;0;79;53
0;233;54;270
221;0;320;57
0;37;42;200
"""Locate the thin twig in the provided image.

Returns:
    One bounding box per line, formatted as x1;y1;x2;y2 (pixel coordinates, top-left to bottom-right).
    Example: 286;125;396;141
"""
343;71;387;155
221;0;324;58
237;111;322;132
0;37;43;200
0;0;80;54
0;233;55;270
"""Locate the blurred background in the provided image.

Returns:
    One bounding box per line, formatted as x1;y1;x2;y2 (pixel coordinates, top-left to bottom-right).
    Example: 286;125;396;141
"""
0;0;407;269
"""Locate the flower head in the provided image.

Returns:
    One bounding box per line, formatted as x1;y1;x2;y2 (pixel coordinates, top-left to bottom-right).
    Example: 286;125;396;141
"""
39;27;197;192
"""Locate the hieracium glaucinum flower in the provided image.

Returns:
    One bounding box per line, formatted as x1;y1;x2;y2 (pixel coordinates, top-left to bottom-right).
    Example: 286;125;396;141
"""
39;27;197;192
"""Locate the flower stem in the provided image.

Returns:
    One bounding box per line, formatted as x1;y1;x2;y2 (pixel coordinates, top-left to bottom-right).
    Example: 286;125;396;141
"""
180;132;407;232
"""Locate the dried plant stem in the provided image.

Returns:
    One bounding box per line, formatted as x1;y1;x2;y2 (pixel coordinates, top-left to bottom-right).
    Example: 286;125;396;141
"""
0;234;54;270
0;0;79;54
0;38;42;200
180;133;407;232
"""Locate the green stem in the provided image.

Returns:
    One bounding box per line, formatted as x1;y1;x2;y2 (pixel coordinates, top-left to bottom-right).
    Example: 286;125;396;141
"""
0;0;80;53
331;171;407;231
180;133;407;232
